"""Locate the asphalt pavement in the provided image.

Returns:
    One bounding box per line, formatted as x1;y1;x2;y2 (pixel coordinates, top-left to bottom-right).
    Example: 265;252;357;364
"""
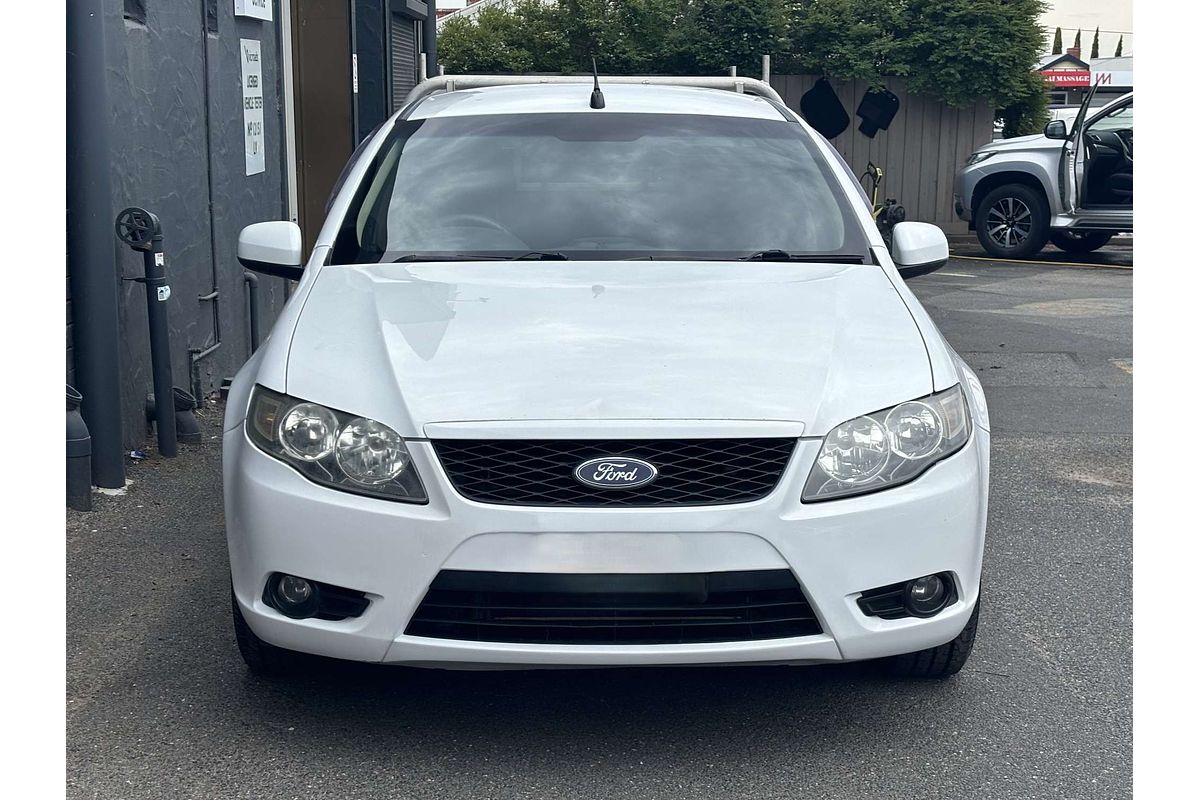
66;254;1132;799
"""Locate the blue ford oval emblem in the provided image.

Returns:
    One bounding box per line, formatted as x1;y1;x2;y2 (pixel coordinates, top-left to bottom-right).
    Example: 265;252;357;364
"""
574;456;659;489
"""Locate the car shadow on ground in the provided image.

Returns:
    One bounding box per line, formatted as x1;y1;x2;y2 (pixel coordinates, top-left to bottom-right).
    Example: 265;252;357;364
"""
222;651;968;742
948;241;1133;268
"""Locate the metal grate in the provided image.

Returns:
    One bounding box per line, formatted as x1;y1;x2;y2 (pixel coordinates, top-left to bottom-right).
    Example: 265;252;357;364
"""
431;438;796;507
405;569;823;645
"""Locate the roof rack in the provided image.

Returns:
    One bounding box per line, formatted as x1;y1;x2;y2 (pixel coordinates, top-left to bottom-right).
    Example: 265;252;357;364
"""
402;74;784;109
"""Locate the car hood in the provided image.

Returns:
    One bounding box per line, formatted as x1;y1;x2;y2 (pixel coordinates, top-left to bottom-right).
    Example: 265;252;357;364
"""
284;261;934;437
977;133;1062;154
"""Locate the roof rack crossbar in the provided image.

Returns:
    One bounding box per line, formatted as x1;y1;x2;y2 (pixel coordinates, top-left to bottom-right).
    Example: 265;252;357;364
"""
402;74;784;109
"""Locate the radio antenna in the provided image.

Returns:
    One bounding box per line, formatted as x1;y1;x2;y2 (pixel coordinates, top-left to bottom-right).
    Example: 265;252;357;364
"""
590;58;606;109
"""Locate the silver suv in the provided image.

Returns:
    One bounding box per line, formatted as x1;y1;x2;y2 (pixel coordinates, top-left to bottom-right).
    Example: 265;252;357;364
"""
954;88;1132;259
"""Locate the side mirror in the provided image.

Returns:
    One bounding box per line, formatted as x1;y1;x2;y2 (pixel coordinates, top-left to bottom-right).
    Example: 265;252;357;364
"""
238;221;304;280
891;221;949;279
1044;120;1068;140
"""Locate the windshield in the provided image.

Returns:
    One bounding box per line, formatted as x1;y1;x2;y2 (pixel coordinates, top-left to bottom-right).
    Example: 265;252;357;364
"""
330;112;868;263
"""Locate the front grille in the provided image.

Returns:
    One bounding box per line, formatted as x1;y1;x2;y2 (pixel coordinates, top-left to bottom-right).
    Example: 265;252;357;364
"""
432;438;796;507
405;569;823;645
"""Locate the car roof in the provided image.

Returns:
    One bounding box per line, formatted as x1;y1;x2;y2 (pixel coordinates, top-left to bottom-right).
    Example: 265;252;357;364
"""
406;83;790;122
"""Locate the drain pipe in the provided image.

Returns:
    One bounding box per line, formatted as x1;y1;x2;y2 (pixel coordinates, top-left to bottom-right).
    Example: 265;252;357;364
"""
66;0;125;488
191;8;223;403
173;388;202;444
67;385;92;512
189;290;222;402
424;0;438;79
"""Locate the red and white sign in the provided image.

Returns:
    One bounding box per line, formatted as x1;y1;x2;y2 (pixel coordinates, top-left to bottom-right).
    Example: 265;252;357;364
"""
1091;70;1133;87
1039;69;1091;88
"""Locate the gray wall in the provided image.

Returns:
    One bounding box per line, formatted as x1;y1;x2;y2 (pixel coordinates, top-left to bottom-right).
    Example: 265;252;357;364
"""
770;75;994;232
94;0;291;448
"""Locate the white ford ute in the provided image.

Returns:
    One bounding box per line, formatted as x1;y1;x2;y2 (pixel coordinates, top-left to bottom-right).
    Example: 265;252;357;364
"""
225;75;990;679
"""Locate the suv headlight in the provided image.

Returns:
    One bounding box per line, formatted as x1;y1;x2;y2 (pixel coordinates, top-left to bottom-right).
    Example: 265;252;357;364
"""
246;386;426;503
802;385;971;502
965;151;996;166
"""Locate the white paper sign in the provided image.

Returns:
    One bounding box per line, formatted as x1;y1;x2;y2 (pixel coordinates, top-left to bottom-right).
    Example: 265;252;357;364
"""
240;39;266;176
234;0;273;21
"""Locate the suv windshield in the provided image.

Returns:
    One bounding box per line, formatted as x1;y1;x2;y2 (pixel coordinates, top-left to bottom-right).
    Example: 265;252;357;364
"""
331;112;868;263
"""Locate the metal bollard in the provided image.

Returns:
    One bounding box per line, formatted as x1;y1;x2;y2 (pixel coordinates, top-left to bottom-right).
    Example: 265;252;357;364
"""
115;207;178;458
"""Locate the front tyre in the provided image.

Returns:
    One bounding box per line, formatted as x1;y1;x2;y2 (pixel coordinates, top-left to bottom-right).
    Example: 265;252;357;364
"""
975;184;1050;259
887;599;980;679
232;587;301;677
1049;230;1113;254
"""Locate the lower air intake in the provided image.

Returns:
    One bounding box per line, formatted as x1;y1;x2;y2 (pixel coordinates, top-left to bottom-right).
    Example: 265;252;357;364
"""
405;569;822;645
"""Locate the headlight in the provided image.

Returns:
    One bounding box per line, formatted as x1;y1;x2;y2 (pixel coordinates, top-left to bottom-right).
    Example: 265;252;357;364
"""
802;385;971;502
965;151;996;166
336;418;411;484
279;403;338;461
247;386;426;503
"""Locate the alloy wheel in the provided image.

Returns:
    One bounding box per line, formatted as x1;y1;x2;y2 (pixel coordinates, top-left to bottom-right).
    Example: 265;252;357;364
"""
985;196;1033;250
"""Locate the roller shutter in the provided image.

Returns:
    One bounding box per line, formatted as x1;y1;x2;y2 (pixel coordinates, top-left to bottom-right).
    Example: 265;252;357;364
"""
390;15;419;112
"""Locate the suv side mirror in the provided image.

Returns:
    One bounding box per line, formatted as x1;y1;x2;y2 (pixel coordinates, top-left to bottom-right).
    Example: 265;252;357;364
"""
238;221;304;280
891;221;949;279
1044;120;1068;140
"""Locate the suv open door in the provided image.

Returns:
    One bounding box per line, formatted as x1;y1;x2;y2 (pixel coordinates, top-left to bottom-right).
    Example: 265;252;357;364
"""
1058;83;1100;217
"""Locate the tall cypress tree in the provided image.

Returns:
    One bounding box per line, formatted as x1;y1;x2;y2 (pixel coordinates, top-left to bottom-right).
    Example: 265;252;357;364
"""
1090;26;1100;59
1115;35;1124;57
1073;29;1081;50
1052;26;1062;54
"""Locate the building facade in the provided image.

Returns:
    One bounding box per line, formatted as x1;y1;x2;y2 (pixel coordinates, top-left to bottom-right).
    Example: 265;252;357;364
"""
67;0;436;485
1038;50;1133;109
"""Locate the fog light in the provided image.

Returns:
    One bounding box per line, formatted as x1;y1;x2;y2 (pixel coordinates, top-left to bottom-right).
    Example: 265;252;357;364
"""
904;574;949;617
269;574;319;619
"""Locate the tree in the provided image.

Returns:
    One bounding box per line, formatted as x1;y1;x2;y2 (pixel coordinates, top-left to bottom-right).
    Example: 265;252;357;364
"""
1090;26;1100;59
438;0;1050;132
776;0;908;85
1115;35;1123;57
669;0;790;77
901;0;1046;106
1072;29;1081;50
1051;26;1062;54
437;2;573;74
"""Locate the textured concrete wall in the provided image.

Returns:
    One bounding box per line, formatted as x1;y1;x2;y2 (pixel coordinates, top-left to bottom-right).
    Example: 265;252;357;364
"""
100;0;290;449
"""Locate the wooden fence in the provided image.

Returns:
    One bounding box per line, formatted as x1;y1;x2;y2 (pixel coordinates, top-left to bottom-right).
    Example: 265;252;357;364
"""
770;75;994;232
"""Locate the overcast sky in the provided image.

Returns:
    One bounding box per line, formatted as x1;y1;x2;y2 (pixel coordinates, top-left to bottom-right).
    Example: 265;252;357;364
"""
1041;0;1133;56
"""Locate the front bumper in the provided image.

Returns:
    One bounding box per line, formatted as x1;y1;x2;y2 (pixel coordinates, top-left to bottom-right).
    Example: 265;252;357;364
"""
225;426;989;668
953;167;975;224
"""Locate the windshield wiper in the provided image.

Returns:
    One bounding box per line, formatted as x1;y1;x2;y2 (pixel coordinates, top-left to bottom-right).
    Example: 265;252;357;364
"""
510;251;569;260
738;250;865;263
392;253;504;262
391;251;570;263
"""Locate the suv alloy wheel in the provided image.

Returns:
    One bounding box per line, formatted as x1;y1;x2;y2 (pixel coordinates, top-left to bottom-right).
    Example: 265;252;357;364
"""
976;184;1050;259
